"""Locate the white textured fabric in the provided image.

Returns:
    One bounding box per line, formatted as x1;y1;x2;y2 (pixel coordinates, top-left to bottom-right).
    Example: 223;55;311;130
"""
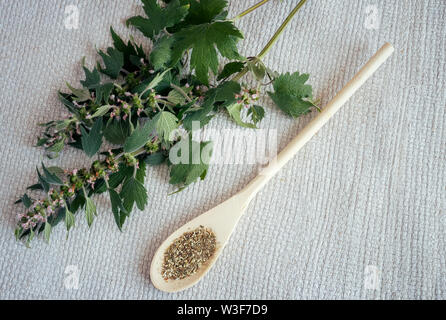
0;0;445;300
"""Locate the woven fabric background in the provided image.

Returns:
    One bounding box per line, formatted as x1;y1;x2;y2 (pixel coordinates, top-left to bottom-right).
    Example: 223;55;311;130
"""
0;0;445;300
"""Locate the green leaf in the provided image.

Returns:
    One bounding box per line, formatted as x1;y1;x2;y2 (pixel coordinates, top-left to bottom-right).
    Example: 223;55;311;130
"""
103;119;132;145
80;118;103;157
167;88;187;105
214;80;240;104
65;208;75;231
268;72;316;118
123;119;156;153
182;92;216;131
92;105;112;118
135;160;147;184
127;0;189;40
58;92;80;117
27;183;44;191
109;189;127;231
42;163;64;185
169;138;213;188
80;66;101;89
217;61;244;81
153;111;178;142
44;222;52;243
54;119;72;131
69;194;85;213
21;194;32;208
66;82;91;102
46;139;65;155
92;83;114;104
248;105;265;125
85;197;96;227
185;0;228;24
95;164;133;194
144;152;167;166
150;36;174;70
36;167;50;192
226;103;257;129
47;206;66;228
110;27;145;70
171;21;243;85
98;47;124;79
137;69;171;97
120;177;148;211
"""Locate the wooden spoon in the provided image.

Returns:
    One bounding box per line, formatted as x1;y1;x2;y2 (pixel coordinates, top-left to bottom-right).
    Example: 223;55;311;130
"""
150;43;395;293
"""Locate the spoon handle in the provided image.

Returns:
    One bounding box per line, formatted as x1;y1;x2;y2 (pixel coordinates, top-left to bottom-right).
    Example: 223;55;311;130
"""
240;43;395;203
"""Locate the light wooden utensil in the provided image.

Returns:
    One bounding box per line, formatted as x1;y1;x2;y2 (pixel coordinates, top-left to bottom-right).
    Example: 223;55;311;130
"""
150;43;395;293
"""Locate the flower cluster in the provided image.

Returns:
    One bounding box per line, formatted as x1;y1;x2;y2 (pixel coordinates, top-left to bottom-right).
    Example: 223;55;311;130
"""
235;86;261;108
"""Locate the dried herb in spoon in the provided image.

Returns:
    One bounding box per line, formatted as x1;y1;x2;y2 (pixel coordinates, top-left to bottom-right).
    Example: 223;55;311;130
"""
162;226;217;280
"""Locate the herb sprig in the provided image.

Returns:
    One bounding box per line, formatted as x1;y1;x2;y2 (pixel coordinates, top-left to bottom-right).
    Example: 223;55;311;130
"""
15;0;318;244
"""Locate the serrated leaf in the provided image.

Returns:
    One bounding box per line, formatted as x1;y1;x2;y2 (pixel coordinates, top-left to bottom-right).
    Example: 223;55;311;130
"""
150;36;174;70
85;197;96;227
80;66;101;89
47;166;65;177
36;167;50;192
127;0;189;40
182;92;216;131
47;206;66;229
109;189;127;231
171;21;243;85
214;80;240;104
268;72;316;118
120;177;148;211
22;194;32;208
167;88;186;105
80;118;103;157
98;47;124;79
68;194;86;213
135;160;147;184
138;69;171;97
185;0;228;24
169;138;213;188
42;162;64;185
153;111;178;142
92;105;112;118
110;27;145;71
218;61;244;81
248;105;265;125
98;164;133;193
123;119;156;153
92;83;114;105
103;119;132;145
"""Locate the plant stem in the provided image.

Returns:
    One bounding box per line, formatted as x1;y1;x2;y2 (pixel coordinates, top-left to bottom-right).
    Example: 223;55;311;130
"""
257;0;307;60
233;0;308;81
232;0;271;21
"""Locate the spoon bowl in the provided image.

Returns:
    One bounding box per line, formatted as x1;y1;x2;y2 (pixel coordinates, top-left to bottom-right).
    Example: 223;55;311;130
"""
150;194;249;292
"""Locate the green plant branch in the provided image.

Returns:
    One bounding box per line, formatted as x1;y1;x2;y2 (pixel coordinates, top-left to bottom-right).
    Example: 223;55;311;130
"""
232;0;271;21
234;0;308;81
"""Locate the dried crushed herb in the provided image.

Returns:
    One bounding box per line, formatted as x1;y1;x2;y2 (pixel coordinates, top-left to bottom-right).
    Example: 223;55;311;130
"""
162;226;217;280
